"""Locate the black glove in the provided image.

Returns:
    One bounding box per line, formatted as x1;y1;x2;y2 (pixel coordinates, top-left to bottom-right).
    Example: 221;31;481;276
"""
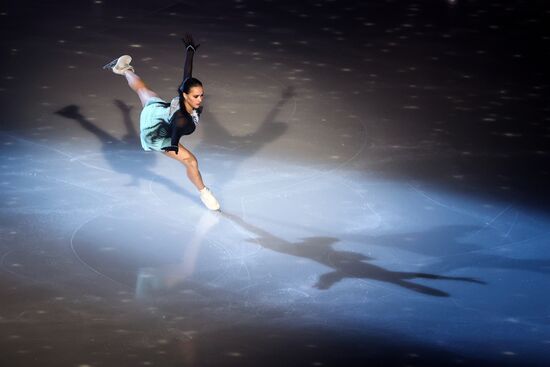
181;33;200;52
162;145;179;154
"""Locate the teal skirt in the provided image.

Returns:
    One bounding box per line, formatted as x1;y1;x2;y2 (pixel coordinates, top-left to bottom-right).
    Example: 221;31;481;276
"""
139;97;172;151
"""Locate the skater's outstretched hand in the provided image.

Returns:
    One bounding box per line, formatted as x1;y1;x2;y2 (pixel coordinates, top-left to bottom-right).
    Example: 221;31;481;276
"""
162;145;179;154
182;33;200;51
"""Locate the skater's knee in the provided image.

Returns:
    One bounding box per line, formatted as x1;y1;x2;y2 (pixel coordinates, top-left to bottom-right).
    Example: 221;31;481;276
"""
182;156;198;169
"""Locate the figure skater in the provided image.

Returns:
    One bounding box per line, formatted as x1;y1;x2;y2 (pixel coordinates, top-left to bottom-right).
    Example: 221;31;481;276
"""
103;34;220;210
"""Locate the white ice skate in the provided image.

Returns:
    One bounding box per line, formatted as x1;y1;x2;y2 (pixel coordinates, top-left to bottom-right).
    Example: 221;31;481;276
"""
199;187;220;211
103;55;134;75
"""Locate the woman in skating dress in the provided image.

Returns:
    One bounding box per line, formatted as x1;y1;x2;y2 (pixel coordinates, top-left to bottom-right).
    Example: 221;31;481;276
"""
103;34;220;210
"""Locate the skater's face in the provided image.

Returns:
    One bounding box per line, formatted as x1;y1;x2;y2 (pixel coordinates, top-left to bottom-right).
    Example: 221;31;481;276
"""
184;86;204;110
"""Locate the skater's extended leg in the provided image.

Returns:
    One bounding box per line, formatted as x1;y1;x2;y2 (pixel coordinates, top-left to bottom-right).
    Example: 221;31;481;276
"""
123;70;160;107
104;55;159;107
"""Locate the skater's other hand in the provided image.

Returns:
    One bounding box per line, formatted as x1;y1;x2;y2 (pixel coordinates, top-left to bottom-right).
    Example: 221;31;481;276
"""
162;145;179;154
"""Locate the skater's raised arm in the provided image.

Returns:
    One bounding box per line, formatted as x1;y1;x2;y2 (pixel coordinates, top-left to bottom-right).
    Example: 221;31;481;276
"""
178;34;200;94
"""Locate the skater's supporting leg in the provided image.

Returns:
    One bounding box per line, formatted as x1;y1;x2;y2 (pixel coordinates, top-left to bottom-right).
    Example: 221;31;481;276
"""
164;143;205;190
123;70;160;107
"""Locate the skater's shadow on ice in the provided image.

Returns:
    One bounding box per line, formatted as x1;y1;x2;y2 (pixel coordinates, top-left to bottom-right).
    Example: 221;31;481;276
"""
197;86;293;184
223;212;484;297
351;226;550;276
55;102;192;199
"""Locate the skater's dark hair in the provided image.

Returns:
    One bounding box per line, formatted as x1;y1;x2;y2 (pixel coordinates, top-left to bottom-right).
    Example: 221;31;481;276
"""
179;77;203;94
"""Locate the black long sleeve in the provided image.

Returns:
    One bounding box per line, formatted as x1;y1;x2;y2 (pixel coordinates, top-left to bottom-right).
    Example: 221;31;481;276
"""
169;115;182;149
163;35;200;153
166;110;196;150
178;46;196;94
